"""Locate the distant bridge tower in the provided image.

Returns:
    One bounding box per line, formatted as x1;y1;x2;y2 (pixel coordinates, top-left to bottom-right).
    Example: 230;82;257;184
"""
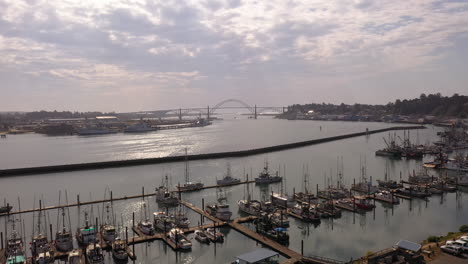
254;105;257;119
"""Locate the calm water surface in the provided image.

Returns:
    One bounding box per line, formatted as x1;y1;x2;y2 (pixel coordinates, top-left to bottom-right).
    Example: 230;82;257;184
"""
0;117;466;263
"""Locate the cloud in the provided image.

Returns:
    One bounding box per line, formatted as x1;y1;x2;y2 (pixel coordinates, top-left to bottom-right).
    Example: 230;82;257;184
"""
0;0;468;111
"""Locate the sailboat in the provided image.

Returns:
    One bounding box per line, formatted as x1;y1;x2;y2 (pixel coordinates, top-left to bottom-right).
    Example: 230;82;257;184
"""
138;201;155;235
156;174;179;206
177;148;204;191
1;198;13;214
294;164;317;203
270;165;295;208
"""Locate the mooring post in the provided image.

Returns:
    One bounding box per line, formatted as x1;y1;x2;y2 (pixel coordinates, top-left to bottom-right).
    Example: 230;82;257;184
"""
201;198;205;224
49;224;53;241
301;240;304;255
316;184;319;196
142;186;145;198
126;226;128;245
96;217;98;230
178;182;182;200
293;187;295;197
132;212;135;227
1;231;3;249
77;194;80;206
110;191;113;202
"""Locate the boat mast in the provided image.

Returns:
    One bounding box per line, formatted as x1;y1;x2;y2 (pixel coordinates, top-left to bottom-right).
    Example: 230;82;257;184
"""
185;148;189;183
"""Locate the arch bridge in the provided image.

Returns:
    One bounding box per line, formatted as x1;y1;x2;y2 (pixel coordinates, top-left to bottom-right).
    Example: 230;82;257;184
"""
131;99;286;120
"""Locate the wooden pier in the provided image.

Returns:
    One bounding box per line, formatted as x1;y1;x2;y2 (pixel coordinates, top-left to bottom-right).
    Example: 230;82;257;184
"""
0;181;255;217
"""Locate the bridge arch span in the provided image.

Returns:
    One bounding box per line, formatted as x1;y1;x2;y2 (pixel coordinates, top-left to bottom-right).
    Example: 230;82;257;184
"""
210;99;253;114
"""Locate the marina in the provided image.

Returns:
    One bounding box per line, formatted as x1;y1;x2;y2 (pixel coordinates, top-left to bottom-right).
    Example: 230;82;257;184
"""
0;118;467;263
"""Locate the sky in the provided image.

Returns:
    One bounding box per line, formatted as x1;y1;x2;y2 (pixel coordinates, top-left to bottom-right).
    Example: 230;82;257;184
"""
1;0;468;112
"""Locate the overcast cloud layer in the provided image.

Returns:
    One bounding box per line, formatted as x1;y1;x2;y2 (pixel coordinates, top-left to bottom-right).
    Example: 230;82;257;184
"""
1;0;468;111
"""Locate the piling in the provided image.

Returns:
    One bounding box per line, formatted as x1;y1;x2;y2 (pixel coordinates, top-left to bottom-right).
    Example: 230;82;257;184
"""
110;191;113;201
49;224;53;241
126;226;128;245
77;194;80;206
316;184;318;196
301;240;304;255
1;232;3;249
132;212;135;227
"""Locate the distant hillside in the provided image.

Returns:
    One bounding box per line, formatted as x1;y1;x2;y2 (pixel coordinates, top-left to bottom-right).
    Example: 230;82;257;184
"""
285;93;468;118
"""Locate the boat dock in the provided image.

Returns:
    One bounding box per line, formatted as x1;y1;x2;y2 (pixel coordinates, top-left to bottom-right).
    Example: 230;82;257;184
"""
0;181;255;217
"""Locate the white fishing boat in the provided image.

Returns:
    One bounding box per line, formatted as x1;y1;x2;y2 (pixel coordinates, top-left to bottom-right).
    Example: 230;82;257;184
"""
238;199;262;216
271;192;296;208
173;211;191;229
168;228;192;250
138;202;155;235
194;229;210;244
101;203;116;243
206;227;224;242
153;211;175;232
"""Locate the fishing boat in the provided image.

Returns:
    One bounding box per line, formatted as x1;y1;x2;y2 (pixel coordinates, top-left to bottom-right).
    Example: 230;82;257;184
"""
101;203;116;243
217;163;241;186
124;122;155;133
290;203;321;223
315;202;342;218
153;211;175;232
156;175;179;206
112;238;129;262
77;126;117;136
374;190;399;204
76;211;98;245
408;169;433;184
352;160;379;194
194;229;210;244
398;187;431;198
271;193;295;208
86;244;104;264
255;215;289;244
206;203;232;221
6;218;26;264
255;160;282;184
206;227;224;242
238;175;263;216
177;149;204;191
0;201;13;214
168;228;192;250
172;206;191;229
353;197;375;211
317;187;348;199
375;133;402;158
31;204;54;263
138;202;155;235
68;249;80;264
55;207;73;252
269;211;290;227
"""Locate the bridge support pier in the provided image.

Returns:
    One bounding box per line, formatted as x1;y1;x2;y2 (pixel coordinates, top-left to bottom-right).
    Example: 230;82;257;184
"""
178;108;182;121
254;105;257;119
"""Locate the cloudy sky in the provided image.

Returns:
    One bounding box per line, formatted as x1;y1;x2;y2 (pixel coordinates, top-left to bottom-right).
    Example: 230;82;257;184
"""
1;0;468;112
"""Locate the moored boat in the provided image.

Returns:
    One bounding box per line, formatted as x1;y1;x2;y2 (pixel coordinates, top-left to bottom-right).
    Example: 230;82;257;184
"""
254;160;282;184
168;228;192;250
206;203;232;221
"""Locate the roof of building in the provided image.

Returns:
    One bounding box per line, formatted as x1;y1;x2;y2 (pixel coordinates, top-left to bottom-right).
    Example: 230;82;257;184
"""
395;240;421;252
236;249;279;263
